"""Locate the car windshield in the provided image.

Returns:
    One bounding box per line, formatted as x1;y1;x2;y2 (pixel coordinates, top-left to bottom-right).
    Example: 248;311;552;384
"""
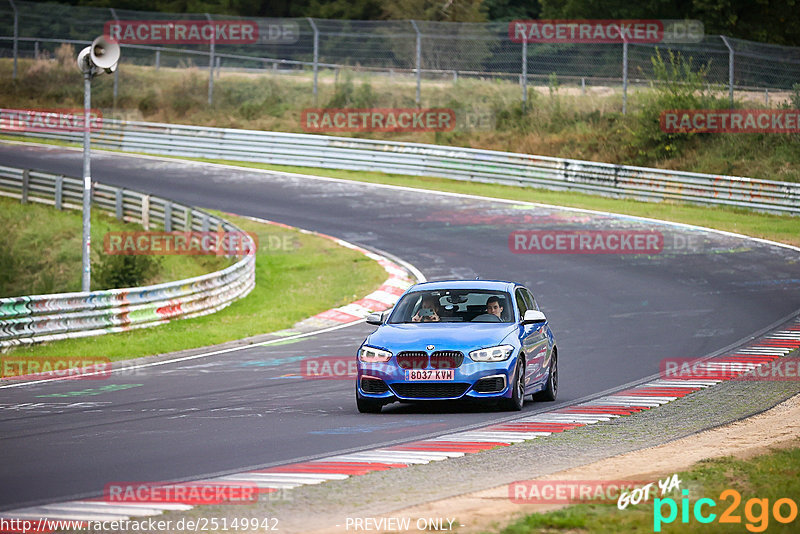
388;289;513;324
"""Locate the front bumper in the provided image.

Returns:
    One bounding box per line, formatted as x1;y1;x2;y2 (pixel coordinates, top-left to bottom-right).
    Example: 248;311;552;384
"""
357;357;516;401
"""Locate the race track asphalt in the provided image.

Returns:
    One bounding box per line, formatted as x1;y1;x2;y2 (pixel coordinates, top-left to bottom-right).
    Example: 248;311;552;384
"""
1;143;798;510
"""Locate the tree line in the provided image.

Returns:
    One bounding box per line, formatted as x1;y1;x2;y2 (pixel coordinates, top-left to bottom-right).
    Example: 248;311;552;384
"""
42;0;800;46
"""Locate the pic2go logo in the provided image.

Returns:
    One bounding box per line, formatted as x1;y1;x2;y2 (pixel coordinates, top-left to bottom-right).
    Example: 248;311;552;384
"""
654;489;798;532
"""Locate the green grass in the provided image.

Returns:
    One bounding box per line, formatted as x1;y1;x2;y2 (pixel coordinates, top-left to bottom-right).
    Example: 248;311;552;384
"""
0;195;229;296
494;442;800;533
3;210;388;361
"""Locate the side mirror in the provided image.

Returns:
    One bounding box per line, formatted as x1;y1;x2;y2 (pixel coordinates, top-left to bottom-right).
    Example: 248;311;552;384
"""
366;312;384;325
521;310;546;324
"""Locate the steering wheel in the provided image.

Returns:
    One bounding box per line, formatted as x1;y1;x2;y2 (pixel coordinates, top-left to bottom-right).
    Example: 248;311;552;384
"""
472;313;501;322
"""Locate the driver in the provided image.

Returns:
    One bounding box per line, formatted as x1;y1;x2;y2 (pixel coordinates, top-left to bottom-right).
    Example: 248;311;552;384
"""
412;296;441;322
486;296;504;319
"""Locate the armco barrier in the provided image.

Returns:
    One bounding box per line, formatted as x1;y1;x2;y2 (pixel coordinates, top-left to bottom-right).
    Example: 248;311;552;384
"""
5;115;799;215
0;165;256;348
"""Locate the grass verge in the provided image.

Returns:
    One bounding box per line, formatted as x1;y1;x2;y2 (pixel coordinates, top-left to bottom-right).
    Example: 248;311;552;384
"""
2;54;799;182
0;195;229;296
3;210;387;361
494;441;800;533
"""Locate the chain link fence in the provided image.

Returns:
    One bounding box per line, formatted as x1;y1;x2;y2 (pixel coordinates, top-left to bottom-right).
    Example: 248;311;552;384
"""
1;0;799;109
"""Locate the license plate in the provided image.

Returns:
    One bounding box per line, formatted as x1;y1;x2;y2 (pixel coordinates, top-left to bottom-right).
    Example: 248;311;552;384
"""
405;369;454;381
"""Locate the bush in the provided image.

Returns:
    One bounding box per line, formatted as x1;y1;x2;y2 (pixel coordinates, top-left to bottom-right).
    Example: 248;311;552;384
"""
0;240;15;295
326;71;377;108
628;49;722;163
785;83;800;110
55;43;75;69
93;253;161;290
138;89;160;116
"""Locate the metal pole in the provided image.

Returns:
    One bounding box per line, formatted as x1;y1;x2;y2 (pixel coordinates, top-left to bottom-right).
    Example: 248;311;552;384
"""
410;20;421;107
721;36;734;108
206;13;215;105
109;8;119;109
9;0;18;79
521;34;527;112
81;71;92;292
622;40;628;115
307;17;319;106
155;49;160;70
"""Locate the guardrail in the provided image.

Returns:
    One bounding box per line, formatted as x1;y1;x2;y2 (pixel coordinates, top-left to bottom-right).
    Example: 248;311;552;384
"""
0;164;256;348
7;117;799;215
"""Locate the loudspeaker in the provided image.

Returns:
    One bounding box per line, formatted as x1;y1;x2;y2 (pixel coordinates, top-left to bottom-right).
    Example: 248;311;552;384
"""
77;36;120;74
90;36;120;70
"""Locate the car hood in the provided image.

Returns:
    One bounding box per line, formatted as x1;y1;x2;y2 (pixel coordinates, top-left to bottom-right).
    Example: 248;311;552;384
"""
365;322;517;353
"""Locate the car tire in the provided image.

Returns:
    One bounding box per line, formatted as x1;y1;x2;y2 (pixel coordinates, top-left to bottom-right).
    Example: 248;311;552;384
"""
533;350;558;402
356;393;383;413
500;359;525;411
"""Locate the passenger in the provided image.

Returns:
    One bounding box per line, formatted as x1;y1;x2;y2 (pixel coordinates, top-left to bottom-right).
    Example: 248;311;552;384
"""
486;296;504;319
412;297;441;322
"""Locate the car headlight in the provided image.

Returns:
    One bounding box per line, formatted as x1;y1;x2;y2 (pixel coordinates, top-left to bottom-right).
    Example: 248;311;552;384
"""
358;345;393;363
469;344;515;362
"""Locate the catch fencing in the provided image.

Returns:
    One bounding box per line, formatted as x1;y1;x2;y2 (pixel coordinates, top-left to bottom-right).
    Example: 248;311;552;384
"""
0;165;256;348
1;1;799;110
7;116;799;215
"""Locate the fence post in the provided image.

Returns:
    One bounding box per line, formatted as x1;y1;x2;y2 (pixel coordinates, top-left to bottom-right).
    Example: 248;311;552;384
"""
8;0;18;80
34;41;39;59
109;8;120;109
21;168;29;204
521;33;528;112
205;13;215;105
720;35;734;108
307;17;319;106
142;195;150;230
622;39;628;115
164;201;172;231
215;56;221;78
55;175;63;210
155;49;160;70
115;189;123;220
410;20;421;107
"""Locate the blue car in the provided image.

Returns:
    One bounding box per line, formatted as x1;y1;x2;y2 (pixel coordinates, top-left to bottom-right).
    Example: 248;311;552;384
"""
355;280;558;413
